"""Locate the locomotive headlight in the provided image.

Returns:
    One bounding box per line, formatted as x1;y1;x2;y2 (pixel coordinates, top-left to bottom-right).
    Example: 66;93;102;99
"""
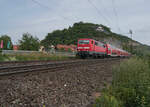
78;47;89;49
84;47;90;49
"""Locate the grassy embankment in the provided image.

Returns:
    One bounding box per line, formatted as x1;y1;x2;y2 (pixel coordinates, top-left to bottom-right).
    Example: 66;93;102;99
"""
94;57;150;107
0;53;74;61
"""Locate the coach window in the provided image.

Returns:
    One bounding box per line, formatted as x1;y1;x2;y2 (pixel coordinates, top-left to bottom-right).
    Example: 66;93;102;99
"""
103;45;105;48
99;42;103;47
95;42;98;46
100;43;103;47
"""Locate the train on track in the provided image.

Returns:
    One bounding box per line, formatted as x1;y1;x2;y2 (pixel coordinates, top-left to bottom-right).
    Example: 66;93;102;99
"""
77;38;130;58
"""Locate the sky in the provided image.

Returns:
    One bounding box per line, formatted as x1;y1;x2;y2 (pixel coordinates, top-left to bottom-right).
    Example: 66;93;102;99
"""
0;0;150;45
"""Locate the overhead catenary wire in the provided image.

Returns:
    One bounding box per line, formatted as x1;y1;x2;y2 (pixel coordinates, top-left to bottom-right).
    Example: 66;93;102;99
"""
31;0;73;22
31;0;51;10
87;0;111;26
99;0;113;22
111;0;122;34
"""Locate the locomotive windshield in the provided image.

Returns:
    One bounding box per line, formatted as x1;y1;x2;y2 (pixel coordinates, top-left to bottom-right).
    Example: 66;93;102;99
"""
79;40;89;44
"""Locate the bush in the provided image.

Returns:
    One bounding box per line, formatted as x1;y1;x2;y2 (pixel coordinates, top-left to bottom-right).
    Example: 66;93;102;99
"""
94;93;121;107
0;53;73;61
0;54;10;61
15;53;71;61
59;48;65;52
67;48;72;52
112;58;150;107
94;58;150;107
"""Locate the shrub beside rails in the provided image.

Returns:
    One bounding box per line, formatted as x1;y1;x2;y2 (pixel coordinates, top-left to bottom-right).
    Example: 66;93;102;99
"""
77;38;130;58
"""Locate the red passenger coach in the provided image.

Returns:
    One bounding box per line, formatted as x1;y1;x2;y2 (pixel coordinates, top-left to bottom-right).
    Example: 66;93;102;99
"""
77;38;106;58
105;44;120;57
105;44;130;57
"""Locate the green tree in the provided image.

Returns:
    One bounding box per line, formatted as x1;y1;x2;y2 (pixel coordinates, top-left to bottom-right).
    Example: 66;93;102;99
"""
41;22;116;48
19;33;40;51
0;35;13;50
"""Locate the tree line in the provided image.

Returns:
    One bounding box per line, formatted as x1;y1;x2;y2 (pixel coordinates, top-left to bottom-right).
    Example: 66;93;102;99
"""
0;33;40;51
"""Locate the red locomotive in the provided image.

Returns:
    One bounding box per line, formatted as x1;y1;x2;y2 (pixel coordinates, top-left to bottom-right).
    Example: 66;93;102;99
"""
77;38;130;58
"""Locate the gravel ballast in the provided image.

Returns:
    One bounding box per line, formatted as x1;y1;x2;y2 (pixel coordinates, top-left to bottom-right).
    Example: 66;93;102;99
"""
0;59;121;107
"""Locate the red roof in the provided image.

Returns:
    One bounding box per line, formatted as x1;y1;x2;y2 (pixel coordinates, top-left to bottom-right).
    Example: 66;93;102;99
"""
57;44;76;51
13;45;19;50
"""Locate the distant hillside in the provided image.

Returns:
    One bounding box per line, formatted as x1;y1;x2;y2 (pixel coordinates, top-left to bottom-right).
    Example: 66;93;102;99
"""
41;22;150;56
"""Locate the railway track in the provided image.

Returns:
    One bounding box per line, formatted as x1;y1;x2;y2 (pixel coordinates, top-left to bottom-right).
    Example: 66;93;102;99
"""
0;58;121;76
0;60;52;65
0;60;73;67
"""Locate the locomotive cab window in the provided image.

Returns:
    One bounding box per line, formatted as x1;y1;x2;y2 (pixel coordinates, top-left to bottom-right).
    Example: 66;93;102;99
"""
79;40;89;44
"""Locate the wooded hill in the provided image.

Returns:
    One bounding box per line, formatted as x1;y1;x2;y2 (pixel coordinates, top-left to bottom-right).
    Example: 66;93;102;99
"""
41;22;150;56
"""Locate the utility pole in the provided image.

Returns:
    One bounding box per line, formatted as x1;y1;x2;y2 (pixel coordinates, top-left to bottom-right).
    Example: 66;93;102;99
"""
129;30;133;53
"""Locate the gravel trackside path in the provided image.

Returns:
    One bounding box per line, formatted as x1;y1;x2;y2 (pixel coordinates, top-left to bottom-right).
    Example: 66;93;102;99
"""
0;59;122;107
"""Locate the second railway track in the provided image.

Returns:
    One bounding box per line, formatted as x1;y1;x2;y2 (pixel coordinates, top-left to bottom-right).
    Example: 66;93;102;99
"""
0;58;121;76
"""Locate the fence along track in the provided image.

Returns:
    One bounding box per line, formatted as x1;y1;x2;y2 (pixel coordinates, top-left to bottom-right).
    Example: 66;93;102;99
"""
0;58;121;76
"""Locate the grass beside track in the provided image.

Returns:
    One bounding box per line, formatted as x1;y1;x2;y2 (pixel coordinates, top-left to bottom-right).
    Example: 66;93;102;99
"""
0;53;74;61
94;57;150;107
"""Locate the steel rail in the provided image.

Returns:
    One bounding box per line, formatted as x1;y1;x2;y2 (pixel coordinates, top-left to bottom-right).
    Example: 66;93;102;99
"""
0;58;121;76
0;60;73;67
